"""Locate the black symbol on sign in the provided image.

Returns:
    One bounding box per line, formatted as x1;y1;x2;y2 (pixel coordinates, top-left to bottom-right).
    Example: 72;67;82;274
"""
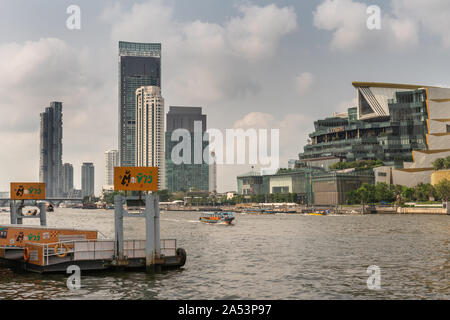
121;170;131;187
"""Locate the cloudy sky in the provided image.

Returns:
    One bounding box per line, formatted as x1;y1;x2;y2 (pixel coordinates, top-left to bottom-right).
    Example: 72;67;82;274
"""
1;0;449;194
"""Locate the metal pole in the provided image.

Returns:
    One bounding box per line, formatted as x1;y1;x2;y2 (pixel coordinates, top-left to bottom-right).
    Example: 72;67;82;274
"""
154;195;161;272
154;195;160;256
114;195;124;260
17;201;23;225
145;193;155;273
10;201;16;224
39;202;47;226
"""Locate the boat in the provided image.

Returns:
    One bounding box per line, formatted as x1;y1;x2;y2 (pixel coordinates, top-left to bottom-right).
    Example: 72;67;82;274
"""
242;208;275;215
199;212;235;225
82;203;97;209
306;210;328;216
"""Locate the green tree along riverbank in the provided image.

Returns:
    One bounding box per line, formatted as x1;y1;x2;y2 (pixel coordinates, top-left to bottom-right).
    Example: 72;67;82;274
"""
346;179;450;205
101;180;450;206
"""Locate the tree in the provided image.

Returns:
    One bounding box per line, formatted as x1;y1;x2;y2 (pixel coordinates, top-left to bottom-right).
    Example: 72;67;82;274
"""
102;191;124;204
402;187;415;202
346;190;361;205
356;183;376;212
445;156;450;169
433;158;445;171
156;189;171;202
435;179;450;202
414;183;435;202
375;183;395;203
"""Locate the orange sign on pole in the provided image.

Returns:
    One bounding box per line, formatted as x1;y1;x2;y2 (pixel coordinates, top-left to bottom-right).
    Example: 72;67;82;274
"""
10;183;46;200
114;167;159;191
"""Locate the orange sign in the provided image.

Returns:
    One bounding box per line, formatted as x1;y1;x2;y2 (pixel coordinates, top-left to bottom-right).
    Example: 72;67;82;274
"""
114;167;159;191
10;183;46;200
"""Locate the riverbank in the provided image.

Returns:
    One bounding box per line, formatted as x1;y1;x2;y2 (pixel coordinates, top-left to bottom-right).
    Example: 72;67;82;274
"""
160;205;449;215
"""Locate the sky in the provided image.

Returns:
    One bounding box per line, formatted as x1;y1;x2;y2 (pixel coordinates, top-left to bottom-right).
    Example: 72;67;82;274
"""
0;0;450;194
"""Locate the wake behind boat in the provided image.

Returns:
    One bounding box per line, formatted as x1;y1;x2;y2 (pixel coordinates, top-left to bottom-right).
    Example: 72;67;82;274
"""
199;212;235;225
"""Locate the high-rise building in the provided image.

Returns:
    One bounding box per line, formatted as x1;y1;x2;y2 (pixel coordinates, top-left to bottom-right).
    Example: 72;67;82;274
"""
209;151;217;193
118;41;161;167
62;163;74;196
105;150;119;186
81;162;95;197
299;81;450;187
165;106;209;192
39;102;63;197
136;86;165;190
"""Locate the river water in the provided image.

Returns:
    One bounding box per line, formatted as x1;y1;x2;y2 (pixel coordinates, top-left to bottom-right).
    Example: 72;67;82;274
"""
0;209;448;300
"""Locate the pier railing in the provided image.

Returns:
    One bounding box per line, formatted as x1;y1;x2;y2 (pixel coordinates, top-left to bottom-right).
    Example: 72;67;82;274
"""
26;238;177;266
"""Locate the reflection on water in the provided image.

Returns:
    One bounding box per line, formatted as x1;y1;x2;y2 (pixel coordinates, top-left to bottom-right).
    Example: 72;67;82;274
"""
0;209;448;299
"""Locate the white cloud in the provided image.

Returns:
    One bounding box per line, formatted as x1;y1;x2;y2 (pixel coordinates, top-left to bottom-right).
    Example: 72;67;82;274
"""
213;111;313;191
104;0;297;103
391;0;450;47
0;38;113;193
313;0;419;52
226;4;298;60
295;72;315;95
232;112;312;162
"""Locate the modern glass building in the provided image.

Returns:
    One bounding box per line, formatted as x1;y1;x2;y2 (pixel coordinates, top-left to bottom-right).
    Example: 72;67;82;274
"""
300;83;432;166
300;82;450;187
236;167;374;205
165;107;209;192
118;41;161;166
62;163;74;196
81;162;95;197
39;102;63;197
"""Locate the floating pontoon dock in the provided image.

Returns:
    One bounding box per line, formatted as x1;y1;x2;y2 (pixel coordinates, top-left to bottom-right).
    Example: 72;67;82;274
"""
0;194;186;273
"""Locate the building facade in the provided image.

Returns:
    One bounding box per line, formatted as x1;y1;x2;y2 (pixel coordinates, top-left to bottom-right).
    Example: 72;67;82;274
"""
39;102;63;198
81;162;95;197
209;151;217;193
118;41;161;167
136;86;165;190
165;106;209;192
300;82;450;187
105;150;119;186
62;163;74;196
312;170;374;206
237;168;374;205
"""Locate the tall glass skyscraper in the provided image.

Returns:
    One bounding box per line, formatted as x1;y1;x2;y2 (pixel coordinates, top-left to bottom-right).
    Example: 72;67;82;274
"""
62;163;74;196
81;162;95;197
165;107;209;192
39;102;63;197
118;41;161;166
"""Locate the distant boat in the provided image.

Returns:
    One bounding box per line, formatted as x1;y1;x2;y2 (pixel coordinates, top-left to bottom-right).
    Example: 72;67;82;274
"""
306;210;328;216
242;208;275;215
199;212;235;225
82;203;97;209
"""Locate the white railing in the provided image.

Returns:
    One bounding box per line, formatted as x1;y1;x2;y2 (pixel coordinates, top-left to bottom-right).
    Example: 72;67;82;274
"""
28;238;178;266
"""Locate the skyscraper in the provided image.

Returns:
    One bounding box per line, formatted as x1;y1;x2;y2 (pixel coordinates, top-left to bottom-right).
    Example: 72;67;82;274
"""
209;151;217;193
81;162;95;197
165;106;209;192
118;41;161;167
62;163;74;196
105;150;119;186
39;102;63;197
136;86;165;190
